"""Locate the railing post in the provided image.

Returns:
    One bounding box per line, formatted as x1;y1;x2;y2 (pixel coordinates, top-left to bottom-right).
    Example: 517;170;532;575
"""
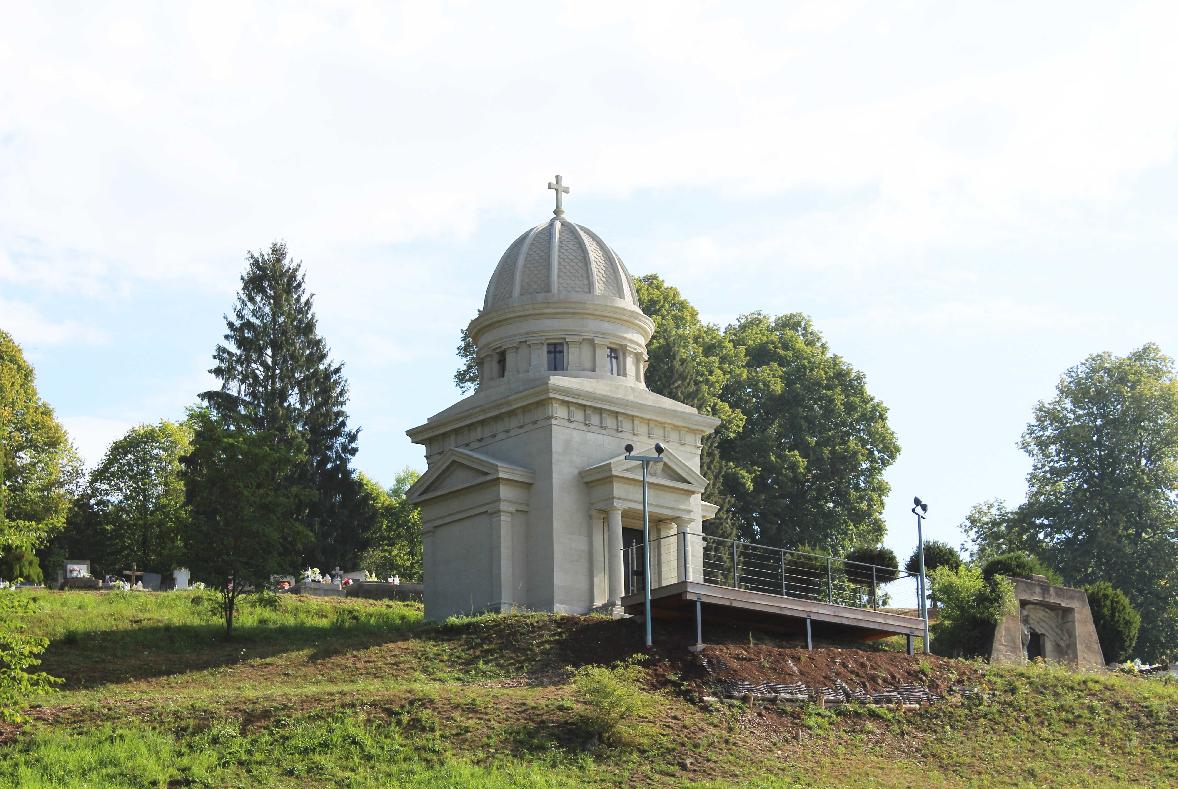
827;556;833;603
732;541;739;589
780;550;787;597
872;565;877;610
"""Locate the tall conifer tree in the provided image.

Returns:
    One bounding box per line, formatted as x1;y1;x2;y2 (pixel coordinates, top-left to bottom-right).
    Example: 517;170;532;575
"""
202;242;365;570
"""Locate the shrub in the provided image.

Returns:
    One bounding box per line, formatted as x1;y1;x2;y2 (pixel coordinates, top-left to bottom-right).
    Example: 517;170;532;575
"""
904;540;962;575
0;591;62;722
0;547;43;585
1083;582;1141;662
929;564;1017;658
570;656;653;745
981;551;1062;585
844;546;900;608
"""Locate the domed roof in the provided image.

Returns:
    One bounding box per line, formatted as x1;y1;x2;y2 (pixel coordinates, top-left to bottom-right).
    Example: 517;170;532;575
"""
482;216;638;312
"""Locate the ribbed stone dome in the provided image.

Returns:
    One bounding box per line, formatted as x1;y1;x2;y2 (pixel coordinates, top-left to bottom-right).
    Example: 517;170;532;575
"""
482;217;638;312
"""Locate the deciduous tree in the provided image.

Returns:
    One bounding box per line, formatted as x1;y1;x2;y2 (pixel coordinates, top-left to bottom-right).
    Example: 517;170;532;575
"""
1019;344;1178;660
358;469;423;582
0;330;81;555
181;409;311;636
86;420;192;574
719;312;898;554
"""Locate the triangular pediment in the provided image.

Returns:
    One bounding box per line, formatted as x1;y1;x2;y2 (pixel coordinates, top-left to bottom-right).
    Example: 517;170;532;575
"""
406;447;534;504
579;444;708;492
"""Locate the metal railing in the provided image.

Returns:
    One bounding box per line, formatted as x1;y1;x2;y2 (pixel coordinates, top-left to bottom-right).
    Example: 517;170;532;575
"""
622;531;921;612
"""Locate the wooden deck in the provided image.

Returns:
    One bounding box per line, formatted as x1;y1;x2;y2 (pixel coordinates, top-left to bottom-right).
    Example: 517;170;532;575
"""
621;580;926;642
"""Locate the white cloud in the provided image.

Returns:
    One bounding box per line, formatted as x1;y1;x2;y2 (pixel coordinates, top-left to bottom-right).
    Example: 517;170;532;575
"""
2;2;1176;300
0;297;109;347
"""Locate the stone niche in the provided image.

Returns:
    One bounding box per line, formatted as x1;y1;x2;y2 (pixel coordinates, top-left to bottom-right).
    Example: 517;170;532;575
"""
990;576;1105;668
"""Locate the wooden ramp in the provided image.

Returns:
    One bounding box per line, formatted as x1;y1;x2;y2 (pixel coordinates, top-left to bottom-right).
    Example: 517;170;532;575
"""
621;580;926;642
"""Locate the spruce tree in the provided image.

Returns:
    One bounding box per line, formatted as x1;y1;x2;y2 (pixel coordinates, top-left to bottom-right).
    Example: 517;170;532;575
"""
202;242;365;571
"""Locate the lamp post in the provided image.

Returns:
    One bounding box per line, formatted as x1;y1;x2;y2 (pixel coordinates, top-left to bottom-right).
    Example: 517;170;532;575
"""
625;442;664;649
912;496;930;654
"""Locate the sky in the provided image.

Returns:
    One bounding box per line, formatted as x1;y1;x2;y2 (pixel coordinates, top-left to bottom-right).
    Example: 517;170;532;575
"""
3;1;1178;583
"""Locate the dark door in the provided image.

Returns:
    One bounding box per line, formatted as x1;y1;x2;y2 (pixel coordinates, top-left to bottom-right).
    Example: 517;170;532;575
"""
1027;631;1046;661
623;528;644;596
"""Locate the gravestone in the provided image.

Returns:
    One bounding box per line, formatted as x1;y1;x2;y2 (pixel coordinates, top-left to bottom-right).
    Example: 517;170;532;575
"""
173;567;191;590
141;572;162;592
60;559;99;590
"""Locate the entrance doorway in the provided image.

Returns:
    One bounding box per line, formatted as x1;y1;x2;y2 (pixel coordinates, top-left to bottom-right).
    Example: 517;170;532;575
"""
622;527;644;596
1027;630;1046;661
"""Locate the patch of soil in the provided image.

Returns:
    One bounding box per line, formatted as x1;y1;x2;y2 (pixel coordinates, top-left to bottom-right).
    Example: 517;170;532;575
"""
692;642;977;697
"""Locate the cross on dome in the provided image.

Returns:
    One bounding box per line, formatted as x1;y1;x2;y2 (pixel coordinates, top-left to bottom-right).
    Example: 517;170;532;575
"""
548;174;569;217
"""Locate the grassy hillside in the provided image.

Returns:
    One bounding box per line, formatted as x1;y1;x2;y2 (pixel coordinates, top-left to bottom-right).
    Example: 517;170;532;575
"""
1;590;1174;787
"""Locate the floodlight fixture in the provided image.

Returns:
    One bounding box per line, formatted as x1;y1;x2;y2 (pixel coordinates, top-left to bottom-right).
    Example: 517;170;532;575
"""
625;443;635;455
654;442;664;456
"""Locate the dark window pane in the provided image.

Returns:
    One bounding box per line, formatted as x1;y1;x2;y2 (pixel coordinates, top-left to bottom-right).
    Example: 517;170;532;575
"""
547;342;565;371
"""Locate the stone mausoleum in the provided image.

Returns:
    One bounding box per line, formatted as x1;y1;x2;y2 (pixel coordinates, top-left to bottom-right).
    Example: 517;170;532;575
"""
989;576;1105;668
407;177;719;620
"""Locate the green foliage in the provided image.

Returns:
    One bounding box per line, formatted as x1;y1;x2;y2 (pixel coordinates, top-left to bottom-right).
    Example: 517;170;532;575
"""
181;409;313;635
981;551;1062;585
1084;581;1141;662
0;546;42;584
1016;344;1178;661
634;278;899;553
959;499;1037;563
358;469;422;581
570;656;653;745
83;420;192;574
929;564;1017;658
454;324;480;394
202;241;368;572
0;329;81;553
844;546;899;608
0;592;61;722
717;312;898;554
781;544;831;601
904;539;962;575
634;275;746;543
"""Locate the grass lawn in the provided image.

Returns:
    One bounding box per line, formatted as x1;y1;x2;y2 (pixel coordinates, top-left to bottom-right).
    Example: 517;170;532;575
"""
1;590;1175;787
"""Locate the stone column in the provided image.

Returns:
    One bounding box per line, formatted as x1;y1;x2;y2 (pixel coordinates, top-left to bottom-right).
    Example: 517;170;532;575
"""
590;509;607;606
673;517;695;583
655;520;676;586
489;509;513;612
606;507;624;608
594;341;609;374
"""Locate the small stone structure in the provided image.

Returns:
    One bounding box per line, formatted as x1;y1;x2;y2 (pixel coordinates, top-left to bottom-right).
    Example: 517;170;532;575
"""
990;576;1104;668
346;581;424;602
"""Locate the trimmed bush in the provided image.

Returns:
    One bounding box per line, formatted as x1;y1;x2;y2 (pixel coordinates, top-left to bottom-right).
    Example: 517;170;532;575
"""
981;551;1062;585
904;540;962;575
1083;581;1141;662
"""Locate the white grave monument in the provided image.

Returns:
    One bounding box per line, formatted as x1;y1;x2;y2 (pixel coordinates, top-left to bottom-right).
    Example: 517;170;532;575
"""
407;177;720;620
172;567;191;590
